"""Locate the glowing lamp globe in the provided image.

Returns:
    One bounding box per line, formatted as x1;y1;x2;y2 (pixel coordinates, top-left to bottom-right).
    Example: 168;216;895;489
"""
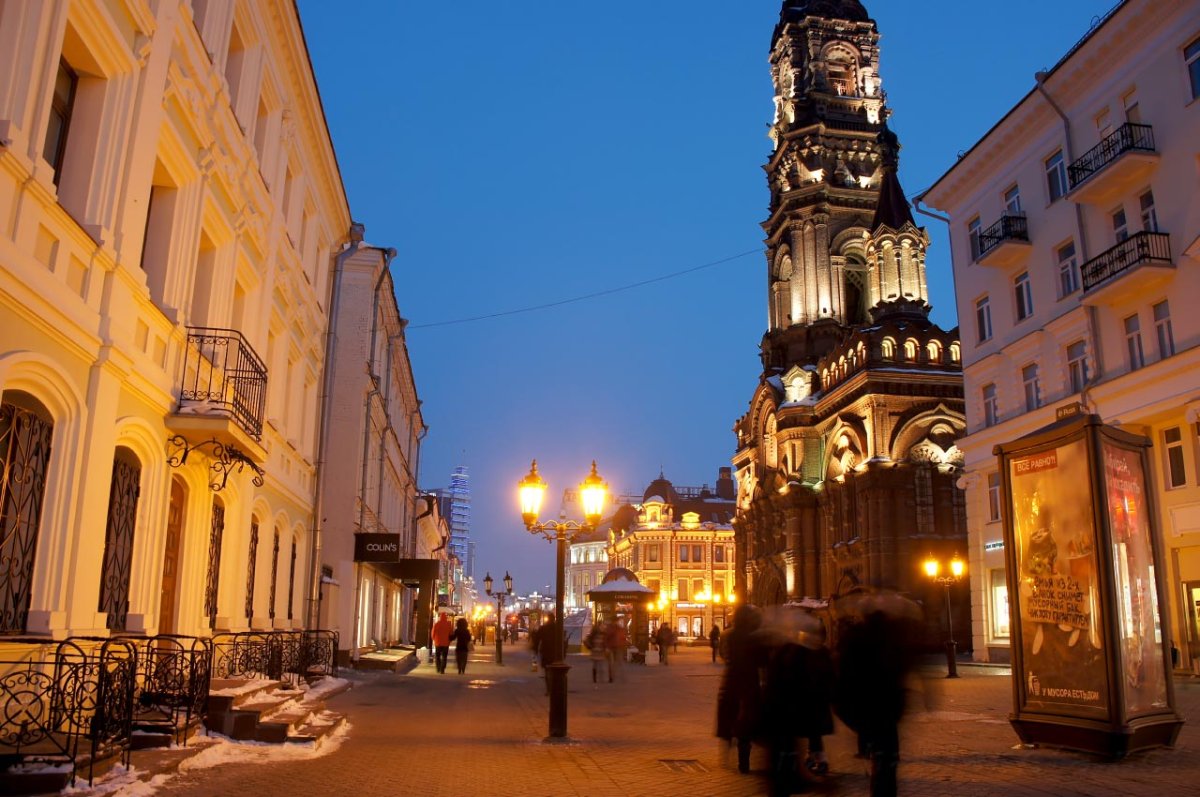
579;460;608;527
518;460;547;528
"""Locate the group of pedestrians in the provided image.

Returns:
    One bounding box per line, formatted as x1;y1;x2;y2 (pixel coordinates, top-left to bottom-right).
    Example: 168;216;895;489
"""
715;595;920;797
583;618;629;684
430;612;473;675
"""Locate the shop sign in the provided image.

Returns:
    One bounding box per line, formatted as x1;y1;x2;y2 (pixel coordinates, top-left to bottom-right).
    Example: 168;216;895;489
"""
354;533;401;562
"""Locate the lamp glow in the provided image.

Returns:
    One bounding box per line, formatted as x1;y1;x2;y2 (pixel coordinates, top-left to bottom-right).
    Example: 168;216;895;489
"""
950;554;965;579
924;556;939;578
579;461;608;527
519;460;547;528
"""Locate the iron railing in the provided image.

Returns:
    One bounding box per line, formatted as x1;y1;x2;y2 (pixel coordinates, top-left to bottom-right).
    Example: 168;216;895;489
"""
210;630;339;687
0;637;136;787
1081;231;1172;292
115;634;212;747
1067;122;1155;189
977;213;1029;259
178;327;267;441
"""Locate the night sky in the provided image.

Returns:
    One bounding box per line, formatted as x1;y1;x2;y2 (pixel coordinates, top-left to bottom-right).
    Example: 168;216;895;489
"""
297;0;1115;594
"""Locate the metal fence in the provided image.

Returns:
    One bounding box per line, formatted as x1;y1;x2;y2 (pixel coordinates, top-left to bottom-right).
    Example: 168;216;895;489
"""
1067;122;1155;189
0;637;137;786
1081;231;1172;292
211;630;339;686
977;212;1029;259
116;634;212;747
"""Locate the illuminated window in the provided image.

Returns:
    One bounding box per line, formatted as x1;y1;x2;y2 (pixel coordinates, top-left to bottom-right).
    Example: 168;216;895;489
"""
648;543;659;563
976;296;992;342
1124;314;1145;371
679;545;688;563
881;338;896;359
1164;427;1187;489
1014;272;1034;322
1021;363;1041;412
714;545;725;564
987;472;1001;523
1154;300;1175;358
1057;241;1079;297
677;579;689;601
1067;340;1089;393
692;544;703;563
1045;150;1067;202
1186;36;1200;101
990;569;1010;639
926;341;941;363
949;343;961;363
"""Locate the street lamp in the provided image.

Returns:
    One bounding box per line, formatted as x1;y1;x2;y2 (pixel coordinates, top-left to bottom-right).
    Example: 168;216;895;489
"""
924;552;966;678
518;459;607;740
484;571;513;665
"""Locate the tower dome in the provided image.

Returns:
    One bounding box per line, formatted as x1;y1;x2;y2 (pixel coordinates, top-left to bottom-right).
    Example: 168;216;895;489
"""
779;0;871;24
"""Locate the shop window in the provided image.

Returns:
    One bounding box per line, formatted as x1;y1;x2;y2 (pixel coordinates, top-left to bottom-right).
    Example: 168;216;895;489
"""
990;569;1010;639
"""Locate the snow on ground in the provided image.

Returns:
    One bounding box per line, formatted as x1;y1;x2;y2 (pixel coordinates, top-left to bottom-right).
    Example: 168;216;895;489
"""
300;676;351;701
64;724;352;797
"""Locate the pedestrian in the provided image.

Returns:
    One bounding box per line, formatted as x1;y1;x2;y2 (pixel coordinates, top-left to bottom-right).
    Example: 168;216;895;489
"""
709;624;722;664
761;622;834;796
833;604;918;797
716;604;765;774
537;615;560;694
586;621;609;685
655;622;673;665
431;612;453;674
605;617;628;683
451;617;472;675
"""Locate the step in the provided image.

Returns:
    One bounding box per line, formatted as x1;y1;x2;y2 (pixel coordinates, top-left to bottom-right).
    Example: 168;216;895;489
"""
0;759;73;797
285;710;346;744
206;678;284;712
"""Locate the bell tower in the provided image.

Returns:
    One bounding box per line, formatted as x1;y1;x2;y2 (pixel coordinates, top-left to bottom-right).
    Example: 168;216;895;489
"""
762;0;921;371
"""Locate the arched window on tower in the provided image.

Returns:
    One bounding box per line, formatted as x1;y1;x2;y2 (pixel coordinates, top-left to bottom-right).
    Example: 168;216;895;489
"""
881;338;896;360
825;46;859;97
949;343;961;364
904;339;918;361
926;340;942;364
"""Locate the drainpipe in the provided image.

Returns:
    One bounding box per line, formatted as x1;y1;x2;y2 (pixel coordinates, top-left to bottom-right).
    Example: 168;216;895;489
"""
308;221;364;631
1036;71;1105;400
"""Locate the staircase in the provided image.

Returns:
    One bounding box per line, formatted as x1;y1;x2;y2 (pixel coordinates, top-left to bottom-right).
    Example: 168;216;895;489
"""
204;678;348;744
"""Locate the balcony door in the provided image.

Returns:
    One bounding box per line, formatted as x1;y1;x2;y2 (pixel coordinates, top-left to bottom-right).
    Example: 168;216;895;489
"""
158;477;186;635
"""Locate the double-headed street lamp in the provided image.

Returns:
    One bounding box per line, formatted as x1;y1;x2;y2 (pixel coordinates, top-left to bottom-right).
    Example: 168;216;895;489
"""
518;459;607;740
712;591;737;629
924;552;966;678
483;570;513;665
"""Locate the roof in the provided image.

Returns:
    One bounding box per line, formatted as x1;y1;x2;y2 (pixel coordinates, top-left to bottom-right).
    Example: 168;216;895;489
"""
871;127;915;231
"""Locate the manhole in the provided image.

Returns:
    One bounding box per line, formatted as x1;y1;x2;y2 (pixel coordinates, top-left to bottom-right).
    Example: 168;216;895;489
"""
659;759;707;773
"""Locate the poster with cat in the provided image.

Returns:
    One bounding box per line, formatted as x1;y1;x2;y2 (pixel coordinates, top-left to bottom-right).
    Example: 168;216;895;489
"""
1010;438;1109;719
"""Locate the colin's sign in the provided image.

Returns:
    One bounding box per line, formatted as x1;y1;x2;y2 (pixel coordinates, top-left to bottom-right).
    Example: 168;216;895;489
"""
354;533;401;562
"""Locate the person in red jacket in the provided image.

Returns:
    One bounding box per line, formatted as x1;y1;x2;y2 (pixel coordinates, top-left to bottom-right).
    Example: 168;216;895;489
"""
431;612;453;674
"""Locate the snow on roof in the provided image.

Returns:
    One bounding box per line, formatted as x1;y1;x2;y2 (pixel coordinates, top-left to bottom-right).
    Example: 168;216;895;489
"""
588;579;655;595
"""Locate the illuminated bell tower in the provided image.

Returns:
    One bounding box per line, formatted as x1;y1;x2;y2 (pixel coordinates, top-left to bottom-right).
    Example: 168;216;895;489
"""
762;0;924;370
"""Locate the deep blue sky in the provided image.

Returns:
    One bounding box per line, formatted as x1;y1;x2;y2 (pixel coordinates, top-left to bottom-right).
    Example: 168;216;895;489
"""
298;0;1115;594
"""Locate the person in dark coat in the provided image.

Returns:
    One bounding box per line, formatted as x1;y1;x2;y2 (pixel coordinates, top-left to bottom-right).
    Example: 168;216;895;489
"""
655;623;674;665
708;624;722;664
761;628;835;796
716;605;765;774
537;616;561;694
451;617;472;675
834;608;917;797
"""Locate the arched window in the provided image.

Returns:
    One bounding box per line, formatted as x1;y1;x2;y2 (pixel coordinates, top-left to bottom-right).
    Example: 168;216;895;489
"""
881;338;896;360
100;446;142;631
926;341;942;364
245;518;260;621
0;391;54;634
949;343;961;363
287;535;298;621
269;528;281;620
204;496;226;629
904;339;918;361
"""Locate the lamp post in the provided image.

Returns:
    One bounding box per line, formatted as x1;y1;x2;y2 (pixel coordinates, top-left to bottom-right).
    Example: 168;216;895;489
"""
484;571;513;665
924;552;966;678
518;459;607;740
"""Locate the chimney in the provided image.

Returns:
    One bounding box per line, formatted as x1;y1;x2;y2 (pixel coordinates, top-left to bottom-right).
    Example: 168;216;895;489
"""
716;467;735;500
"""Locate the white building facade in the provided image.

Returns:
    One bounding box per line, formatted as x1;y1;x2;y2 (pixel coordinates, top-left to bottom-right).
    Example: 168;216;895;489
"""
0;0;350;639
923;0;1200;664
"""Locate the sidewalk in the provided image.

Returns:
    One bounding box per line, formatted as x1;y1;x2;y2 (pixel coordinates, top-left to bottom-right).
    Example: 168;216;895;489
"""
130;643;1200;797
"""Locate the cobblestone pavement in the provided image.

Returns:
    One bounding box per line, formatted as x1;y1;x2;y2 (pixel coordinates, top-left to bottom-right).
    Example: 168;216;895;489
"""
152;644;1200;797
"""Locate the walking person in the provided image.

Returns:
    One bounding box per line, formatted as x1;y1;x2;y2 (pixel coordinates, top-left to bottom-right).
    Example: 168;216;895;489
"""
709;624;722;664
431;612;453;674
655;622;674;665
451;617;472;675
761;622;835;796
716;604;765;774
605;617;627;683
585;621;609;685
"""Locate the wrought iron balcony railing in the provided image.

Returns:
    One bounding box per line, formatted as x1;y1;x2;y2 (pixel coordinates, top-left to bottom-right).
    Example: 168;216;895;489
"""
977;213;1029;259
178;327;267;441
1081;231;1172;292
1068;123;1155;189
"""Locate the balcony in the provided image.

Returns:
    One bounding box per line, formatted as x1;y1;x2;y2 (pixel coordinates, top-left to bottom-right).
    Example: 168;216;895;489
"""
1066;123;1159;206
1081;231;1173;305
168;327;268;462
975;213;1030;268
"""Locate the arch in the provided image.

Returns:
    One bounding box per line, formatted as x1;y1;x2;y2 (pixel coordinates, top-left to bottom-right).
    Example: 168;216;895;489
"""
903;338;918;361
888;403;968;461
881;337;896;360
949;342;961;364
824;422;868;482
926;340;943;364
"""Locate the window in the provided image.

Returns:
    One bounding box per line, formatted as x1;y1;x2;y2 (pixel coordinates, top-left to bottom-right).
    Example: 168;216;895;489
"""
679;545;689;563
692;578;705;599
99;448;142;632
1067;340;1089;393
968;217;982;260
677;579;689;601
1124;314;1145;370
1123;90;1141;124
1112;207;1129;242
1057;241;1079;297
647;543;659;563
715;579;726;597
714;545;725;564
1164;427;1187;488
0;393;55;634
1022;363;1041;412
976;296;993;342
1154;300;1175;358
990;569;1010;639
982;383;999;427
987;472;1002;523
1139;190;1158;232
1045;151;1067;202
42;60;77;185
1004;185;1022;215
692;544;703;563
1014;272;1034;321
1186;36;1200;101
